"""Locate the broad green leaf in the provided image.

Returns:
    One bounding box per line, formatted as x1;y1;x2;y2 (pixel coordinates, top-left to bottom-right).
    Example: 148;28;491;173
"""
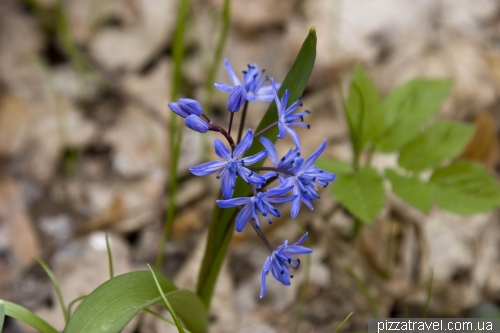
315;158;353;176
2;300;58;333
376;79;453;152
196;27;317;309
0;300;5;332
398;120;475;172
346;65;384;149
430;161;500;215
66;271;207;333
385;169;433;213
332;166;385;224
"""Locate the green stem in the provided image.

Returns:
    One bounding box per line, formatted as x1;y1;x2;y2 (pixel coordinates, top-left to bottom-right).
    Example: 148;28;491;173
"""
156;0;191;271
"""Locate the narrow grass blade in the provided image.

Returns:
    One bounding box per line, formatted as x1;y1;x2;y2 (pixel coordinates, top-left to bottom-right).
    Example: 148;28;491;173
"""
345;266;378;317
196;27;317;309
0;300;5;332
422;267;433;318
2;301;58;333
35;257;69;323
156;0;192;271
66;271;207;333
143;309;193;333
105;233;114;279
333;312;353;333
148;264;185;333
67;295;87;317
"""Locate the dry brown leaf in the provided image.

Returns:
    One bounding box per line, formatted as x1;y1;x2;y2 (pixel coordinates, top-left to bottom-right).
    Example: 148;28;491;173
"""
458;113;499;169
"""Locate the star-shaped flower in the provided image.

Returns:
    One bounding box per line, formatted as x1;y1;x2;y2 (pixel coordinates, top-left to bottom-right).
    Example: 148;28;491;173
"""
189;129;267;199
260;232;313;298
216;181;296;232
271;78;310;151
215;59;281;112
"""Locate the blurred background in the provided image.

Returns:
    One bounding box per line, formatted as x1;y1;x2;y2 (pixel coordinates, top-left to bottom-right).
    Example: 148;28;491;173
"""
1;0;500;332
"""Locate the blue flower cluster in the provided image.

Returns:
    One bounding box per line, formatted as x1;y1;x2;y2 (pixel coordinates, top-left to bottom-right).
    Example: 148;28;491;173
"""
168;59;335;298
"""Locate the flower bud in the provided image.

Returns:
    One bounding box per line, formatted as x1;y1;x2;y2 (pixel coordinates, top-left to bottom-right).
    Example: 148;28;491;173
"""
185;114;209;133
179;98;203;116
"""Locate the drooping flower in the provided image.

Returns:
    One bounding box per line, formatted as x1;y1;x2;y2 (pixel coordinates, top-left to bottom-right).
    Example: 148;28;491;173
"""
260;232;313;298
216;181;296;232
189;129;267;199
271;78;310;151
185;114;209;133
168;98;203;118
215;59;281;112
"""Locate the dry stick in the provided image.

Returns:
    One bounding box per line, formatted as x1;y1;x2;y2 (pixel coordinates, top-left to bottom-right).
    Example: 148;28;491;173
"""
237;100;249;144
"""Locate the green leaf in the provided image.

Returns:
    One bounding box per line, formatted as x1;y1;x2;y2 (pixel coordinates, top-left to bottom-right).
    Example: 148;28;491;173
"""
2;300;58;333
66;271;208;333
148;265;185;333
196;27;317;309
398;120;475;172
430;161;500;215
385;169;434;213
376;79;453;152
332;166;385;224
0;300;5;332
346;65;384;150
315;158;353;176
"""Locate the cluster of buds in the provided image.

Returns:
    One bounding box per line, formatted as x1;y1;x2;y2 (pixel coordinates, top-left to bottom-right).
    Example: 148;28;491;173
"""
168;59;335;298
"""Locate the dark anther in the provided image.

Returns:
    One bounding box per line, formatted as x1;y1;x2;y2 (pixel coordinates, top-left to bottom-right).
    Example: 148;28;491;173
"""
296;259;301;269
313;177;316;181
216;175;221;179
319;170;323;173
242;70;247;74
280;270;284;275
256;225;261;230
307;124;311;129
248;171;253;176
281;156;286;161
290;275;294;278
288;258;292;264
300;116;304;121
305;110;311;114
253;74;258;79
323;182;329;188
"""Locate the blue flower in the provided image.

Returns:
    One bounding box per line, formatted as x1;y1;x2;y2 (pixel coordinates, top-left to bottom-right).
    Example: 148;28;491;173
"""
168;98;204;118
215;59;281;112
185;115;209;133
288;140;336;218
259;137;300;181
260;232;313;298
271;78;310;151
260;138;335;218
189;129;267;199
216;181;296;231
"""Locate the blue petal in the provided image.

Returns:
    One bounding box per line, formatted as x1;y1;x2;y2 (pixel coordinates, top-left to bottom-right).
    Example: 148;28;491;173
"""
233;129;253;158
271;260;291;286
283;245;313;256
286;126;301;151
168;102;189;118
259;137;279;167
270;78;281;112
185;115;209;133
302;140;327;172
214;139;231;160
216;197;251;208
280;89;290;113
221;167;237;199
235;202;253;232
237;166;266;185
265;195;297;204
290;185;301;218
240;150;267;166
227;85;247;112
179;98;203;116
265;183;294;197
260;256;272;298
224;58;241;86
214;82;233;92
253;94;275;102
290;232;309;247
190;160;227;176
277;121;286;139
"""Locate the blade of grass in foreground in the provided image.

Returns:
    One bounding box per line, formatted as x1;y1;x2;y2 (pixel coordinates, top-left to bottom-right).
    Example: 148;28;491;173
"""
105;233;114;279
35;258;69;324
2;301;58;333
196;27;317;309
333;312;353;333
148;264;185;333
